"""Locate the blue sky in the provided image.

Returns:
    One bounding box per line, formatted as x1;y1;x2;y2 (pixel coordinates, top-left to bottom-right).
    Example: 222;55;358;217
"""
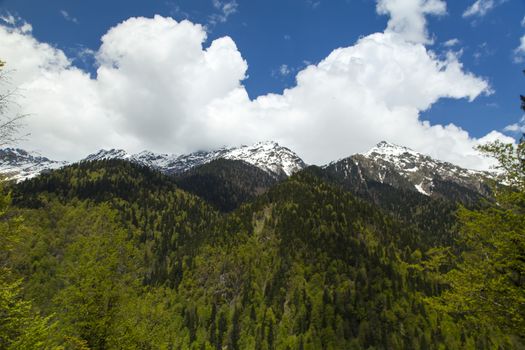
0;0;524;169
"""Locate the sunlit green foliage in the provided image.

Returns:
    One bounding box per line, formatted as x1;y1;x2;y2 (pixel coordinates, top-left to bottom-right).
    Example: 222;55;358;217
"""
0;187;57;349
431;140;525;340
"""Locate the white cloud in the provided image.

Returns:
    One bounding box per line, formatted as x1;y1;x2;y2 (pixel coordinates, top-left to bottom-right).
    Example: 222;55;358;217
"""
477;130;515;148
0;13;32;33
504;116;525;133
273;64;292;78
74;46;96;63
463;0;494;17
60;10;78;24
0;3;509;171
280;65;291;76
376;0;447;44
504;124;522;132
513;35;525;63
209;0;238;25
0;13;16;26
443;38;460;47
0;16;247;158
205;33;494;169
514;14;525;63
463;0;507;19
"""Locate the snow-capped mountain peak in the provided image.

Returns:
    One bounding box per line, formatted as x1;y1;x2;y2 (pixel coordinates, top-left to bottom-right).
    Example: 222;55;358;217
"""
83;149;131;162
324;141;493;200
152;141;306;177
130;150;175;169
364;141;421;159
221;141;305;177
0;141;307;182
358;141;487;180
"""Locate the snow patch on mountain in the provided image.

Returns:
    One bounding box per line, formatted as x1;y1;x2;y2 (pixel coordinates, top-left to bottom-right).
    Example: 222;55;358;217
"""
83;149;131;162
364;141;421;160
222;141;305;177
415;182;430;196
0;148;68;182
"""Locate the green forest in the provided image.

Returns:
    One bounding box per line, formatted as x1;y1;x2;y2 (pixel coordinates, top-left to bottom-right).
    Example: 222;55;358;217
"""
0;137;523;349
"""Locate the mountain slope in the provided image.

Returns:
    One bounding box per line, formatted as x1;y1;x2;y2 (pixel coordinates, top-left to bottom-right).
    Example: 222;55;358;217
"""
174;158;279;212
324;141;492;204
0;148;68;182
12;159;220;286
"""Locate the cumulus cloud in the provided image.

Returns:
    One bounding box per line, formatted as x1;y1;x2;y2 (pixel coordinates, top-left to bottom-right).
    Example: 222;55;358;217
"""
376;0;447;44
204;33;496;168
0;16;247;158
0;2;511;170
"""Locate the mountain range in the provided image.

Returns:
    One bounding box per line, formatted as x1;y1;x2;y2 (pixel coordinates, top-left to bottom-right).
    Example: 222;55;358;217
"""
0;140;494;202
0;141;304;181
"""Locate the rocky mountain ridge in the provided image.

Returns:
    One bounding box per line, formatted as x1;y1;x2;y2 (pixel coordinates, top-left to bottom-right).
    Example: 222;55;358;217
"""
0;141;306;182
324;141;493;201
0;141;495;202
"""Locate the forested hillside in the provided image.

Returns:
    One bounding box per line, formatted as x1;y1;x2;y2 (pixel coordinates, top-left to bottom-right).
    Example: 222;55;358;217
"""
1;155;522;349
174;158;279;212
